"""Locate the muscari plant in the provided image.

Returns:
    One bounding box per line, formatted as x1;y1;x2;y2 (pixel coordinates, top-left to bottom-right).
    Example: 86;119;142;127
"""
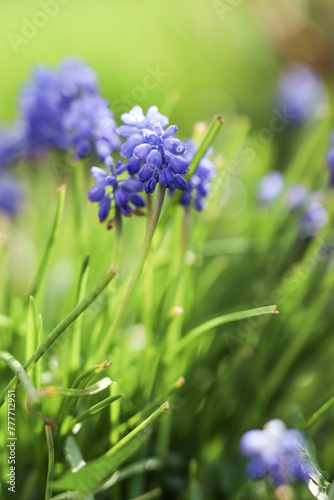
1;58;334;499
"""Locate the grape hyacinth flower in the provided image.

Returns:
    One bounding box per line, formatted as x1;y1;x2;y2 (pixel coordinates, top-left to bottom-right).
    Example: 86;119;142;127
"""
133;121;189;194
257;171;284;205
179;139;216;210
19;58;100;156
88;159;146;222
62;94;120;164
117;105;169;161
276;64;327;125
240;419;315;487
0;176;24;217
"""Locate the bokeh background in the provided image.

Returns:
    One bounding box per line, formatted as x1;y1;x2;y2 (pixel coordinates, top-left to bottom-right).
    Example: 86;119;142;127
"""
1;0;333;129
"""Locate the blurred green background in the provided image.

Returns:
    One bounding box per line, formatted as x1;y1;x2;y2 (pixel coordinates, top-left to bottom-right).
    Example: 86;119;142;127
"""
1;0;334;131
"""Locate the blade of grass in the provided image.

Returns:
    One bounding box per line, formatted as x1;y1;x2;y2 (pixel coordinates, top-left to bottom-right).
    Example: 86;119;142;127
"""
53;401;169;498
130;489;162;500
35;314;43;389
96;457;163;494
26;296;38;360
63;437;95;499
307;395;334;430
115;377;184;436
45;425;55;500
0;267;117;407
70;254;90;372
29;184;66;299
71;393;122;430
174;305;279;354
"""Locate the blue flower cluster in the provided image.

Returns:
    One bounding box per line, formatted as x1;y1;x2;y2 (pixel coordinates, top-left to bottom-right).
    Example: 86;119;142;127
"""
257;171;328;238
0;60;217;222
88;160;146;222
19;58;101;156
179;139;216;211
117;106;189;194
62;94;120;164
240;419;315;486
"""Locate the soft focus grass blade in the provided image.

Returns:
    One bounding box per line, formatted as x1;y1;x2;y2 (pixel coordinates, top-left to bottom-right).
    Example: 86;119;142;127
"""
175;305;278;353
0;267;117;407
30;184;66;299
71;254;90;371
26;296;38;360
130;489;162;500
96;458;163;494
45;425;55;500
72;393;122;430
53;401;169;498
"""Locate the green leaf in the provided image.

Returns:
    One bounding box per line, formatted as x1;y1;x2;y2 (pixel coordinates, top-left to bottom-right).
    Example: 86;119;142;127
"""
53;401;169;498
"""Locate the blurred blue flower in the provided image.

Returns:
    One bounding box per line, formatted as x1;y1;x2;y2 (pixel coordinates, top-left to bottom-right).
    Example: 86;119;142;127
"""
133;121;188;194
326;132;334;186
117;106;169;160
88;160;146;222
289;189;328;238
62;94;120;164
257;172;327;238
276;64;327;125
0;122;27;172
19;58;100;156
179;139;216;210
257;171;284;204
0;176;24;217
240;419;315;486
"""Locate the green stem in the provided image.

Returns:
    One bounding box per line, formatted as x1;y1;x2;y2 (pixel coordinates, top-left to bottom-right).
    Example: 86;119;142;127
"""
0;267;116;407
96;185;166;359
307;395;334;430
45;425;55;500
112;207;122;268
29;185;66;300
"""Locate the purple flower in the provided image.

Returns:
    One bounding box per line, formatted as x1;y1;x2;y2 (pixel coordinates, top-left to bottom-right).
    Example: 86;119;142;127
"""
88;160;146;222
132;121;189;194
276;64;327;125
179;139;217;210
257;171;284;205
117;106;169;160
0;176;24;217
240;419;315;486
62;94;121;164
19;58;100;156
